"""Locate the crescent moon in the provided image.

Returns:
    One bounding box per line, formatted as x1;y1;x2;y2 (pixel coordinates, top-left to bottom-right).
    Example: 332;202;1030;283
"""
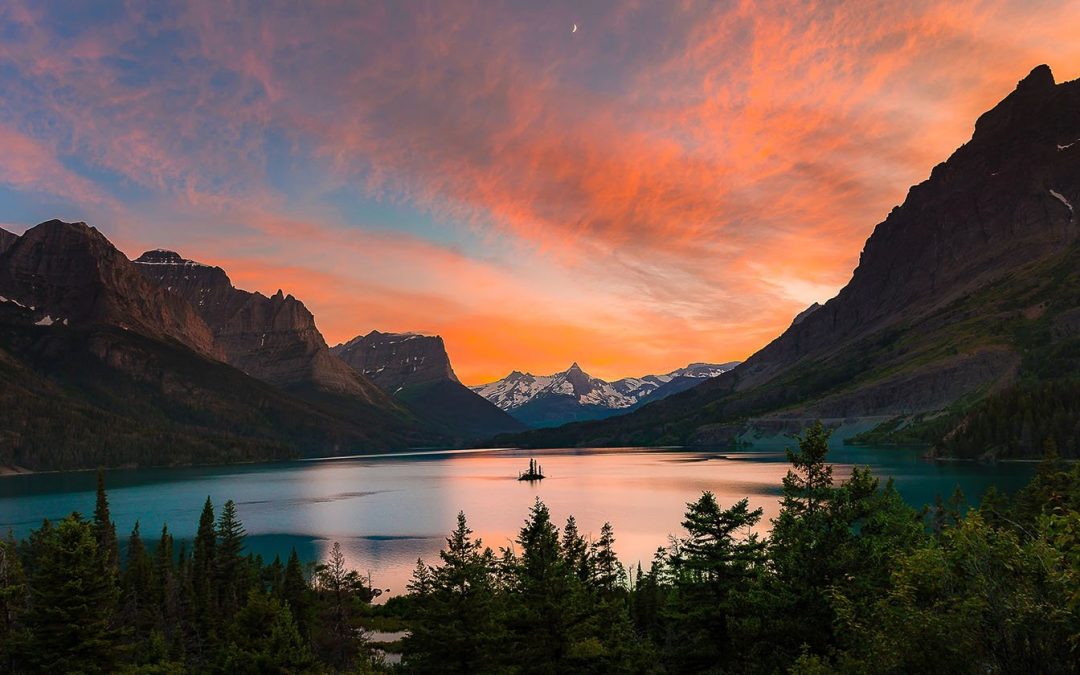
572;23;578;33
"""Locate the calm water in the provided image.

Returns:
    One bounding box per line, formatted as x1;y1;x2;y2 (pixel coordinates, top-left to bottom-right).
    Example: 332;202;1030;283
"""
0;444;1032;597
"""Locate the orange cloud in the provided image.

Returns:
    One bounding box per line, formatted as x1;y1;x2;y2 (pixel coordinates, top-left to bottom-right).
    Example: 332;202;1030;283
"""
3;1;1080;385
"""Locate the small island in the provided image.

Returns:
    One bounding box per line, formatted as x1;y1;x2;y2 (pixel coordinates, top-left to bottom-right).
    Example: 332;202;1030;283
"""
517;457;545;481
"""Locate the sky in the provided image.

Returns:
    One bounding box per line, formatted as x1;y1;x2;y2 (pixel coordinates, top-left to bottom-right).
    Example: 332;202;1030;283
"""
2;1;1080;385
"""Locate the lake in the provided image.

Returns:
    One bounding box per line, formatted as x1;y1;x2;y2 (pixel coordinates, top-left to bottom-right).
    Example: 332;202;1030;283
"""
0;444;1033;597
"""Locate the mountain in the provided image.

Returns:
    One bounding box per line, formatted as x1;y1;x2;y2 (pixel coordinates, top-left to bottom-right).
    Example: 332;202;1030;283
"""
473;361;738;428
0;227;17;255
0;221;221;359
0;221;425;471
500;65;1080;457
331;330;525;439
133;249;404;418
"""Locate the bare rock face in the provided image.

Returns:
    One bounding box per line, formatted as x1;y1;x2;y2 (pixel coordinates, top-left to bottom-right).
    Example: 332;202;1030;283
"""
332;330;459;389
505;65;1080;448
332;330;525;438
134;251;387;403
0;221;220;359
0;227;17;255
737;65;1080;391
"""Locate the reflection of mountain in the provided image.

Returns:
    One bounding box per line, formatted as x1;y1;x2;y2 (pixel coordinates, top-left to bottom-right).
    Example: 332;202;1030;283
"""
472;361;738;428
332;331;524;439
501;66;1080;457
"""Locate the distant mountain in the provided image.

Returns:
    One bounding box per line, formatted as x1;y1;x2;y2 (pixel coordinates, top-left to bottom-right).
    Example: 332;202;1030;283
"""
0;221;428;471
332;330;525;439
501;65;1080;457
473;361;738;428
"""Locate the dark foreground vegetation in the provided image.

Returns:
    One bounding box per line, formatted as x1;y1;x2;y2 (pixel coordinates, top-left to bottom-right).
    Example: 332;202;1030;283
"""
2;423;1078;673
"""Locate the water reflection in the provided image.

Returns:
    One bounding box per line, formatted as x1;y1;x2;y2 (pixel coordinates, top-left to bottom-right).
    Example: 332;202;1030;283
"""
0;445;1033;598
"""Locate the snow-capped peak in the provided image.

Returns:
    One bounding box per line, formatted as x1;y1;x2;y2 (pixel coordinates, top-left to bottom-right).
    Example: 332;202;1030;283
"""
471;361;739;413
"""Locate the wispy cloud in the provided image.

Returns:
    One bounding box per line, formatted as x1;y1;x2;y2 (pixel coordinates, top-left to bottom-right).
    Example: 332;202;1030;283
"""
1;0;1079;383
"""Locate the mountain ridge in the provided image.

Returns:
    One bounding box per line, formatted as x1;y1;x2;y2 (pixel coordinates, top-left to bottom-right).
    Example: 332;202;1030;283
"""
496;65;1080;453
473;361;739;428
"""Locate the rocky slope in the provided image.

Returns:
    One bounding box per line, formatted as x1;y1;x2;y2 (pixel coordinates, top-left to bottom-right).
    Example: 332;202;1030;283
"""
474;361;738;428
332;330;524;438
133;250;396;410
501;65;1080;451
0;223;427;471
0;227;17;255
0;221;220;359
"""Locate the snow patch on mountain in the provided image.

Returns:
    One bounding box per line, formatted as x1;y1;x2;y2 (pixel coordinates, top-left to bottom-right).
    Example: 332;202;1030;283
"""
472;361;739;412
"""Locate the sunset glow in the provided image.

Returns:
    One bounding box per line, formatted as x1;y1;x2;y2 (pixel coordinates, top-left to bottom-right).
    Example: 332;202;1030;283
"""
2;1;1079;384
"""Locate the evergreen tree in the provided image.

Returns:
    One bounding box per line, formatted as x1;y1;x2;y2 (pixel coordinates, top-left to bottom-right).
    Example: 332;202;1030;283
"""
122;521;158;643
666;493;765;670
590;522;624;594
561;515;592;584
0;534;28;672
25;514;121;673
282;548;313;636
191;496;217;659
405;512;502;673
224;589;318;674
215;499;247;619
313;541;369;670
508;498;584;671
92;470;119;575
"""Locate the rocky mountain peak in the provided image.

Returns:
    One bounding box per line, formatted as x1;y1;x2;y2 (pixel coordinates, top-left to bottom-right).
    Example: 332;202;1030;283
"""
331;330;460;390
0;219;220;359
0;226;18;255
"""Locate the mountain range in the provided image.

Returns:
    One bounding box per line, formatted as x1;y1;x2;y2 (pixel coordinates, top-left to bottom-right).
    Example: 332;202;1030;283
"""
0;225;518;471
499;65;1080;459
3;64;1078;469
472;362;738;428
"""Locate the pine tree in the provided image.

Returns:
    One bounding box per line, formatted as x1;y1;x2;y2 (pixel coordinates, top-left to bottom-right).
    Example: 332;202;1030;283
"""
92;470;119;575
282;548;313;636
25;514;122;673
0;535;28;671
214;499;247;620
590;522;624;594
313;542;367;670
122;521;158;643
666;493;764;669
561;516;591;583
405;512;502;673
191;497;217;658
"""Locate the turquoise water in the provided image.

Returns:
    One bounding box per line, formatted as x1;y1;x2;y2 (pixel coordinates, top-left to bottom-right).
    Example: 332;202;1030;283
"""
0;445;1032;596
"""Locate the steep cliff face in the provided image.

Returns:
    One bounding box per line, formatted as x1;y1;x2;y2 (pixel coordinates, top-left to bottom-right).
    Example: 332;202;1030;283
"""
503;66;1080;448
0;221;220;359
332;330;459;389
0;227;424;471
134;250;392;406
0;227;17;255
333;330;525;438
736;64;1080;392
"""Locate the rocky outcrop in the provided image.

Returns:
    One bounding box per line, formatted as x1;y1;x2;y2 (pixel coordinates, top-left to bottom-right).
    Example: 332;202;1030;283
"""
0;227;17;255
332;330;524;438
135;250;390;405
332;330;459;390
0;221;220;359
